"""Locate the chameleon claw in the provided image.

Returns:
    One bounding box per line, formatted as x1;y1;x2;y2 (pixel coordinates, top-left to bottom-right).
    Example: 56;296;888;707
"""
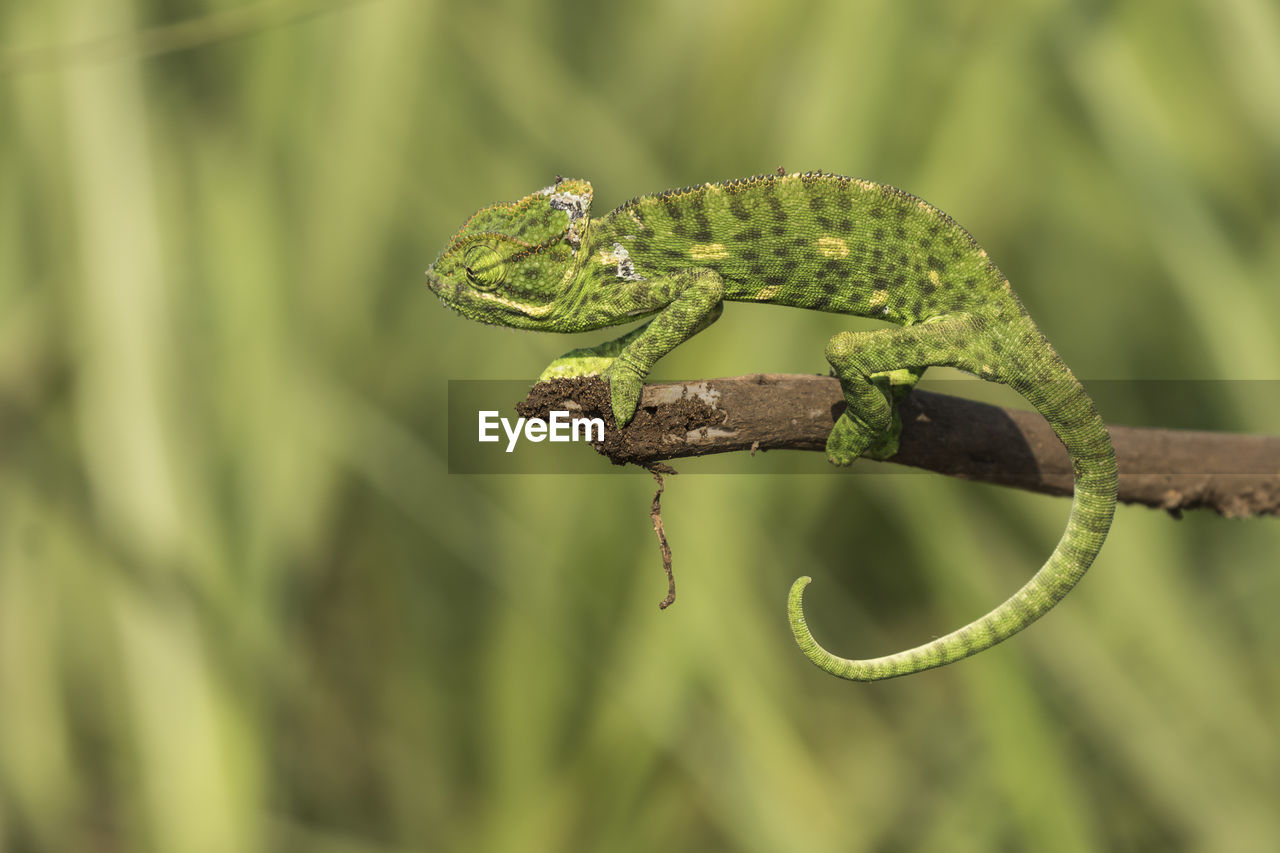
603;363;644;428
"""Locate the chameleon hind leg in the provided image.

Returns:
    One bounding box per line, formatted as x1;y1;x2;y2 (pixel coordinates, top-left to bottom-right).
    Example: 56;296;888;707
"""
824;314;986;465
825;365;923;463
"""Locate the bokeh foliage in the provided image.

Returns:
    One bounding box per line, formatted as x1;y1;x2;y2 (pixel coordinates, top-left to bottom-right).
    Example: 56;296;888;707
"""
2;1;1279;850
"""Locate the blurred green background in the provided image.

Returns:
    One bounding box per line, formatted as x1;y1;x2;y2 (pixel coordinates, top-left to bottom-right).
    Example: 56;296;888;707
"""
3;1;1279;850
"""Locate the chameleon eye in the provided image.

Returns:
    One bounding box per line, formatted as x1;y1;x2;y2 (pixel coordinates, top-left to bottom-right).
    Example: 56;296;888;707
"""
463;243;506;291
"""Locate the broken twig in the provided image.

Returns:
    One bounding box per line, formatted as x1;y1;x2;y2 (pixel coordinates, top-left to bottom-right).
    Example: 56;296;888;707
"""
648;468;677;610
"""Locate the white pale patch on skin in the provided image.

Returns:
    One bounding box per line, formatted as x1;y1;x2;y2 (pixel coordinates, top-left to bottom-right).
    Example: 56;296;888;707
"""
604;242;644;281
929;269;942;285
816;236;850;259
550;191;588;221
544;187;591;252
690;243;729;261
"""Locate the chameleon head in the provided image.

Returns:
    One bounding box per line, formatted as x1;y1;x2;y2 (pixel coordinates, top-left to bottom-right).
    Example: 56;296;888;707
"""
425;178;594;330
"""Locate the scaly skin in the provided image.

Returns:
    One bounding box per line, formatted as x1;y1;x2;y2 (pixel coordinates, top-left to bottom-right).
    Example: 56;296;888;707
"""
426;173;1117;681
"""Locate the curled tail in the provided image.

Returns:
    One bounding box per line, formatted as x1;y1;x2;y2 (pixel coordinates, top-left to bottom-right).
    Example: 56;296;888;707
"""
789;349;1118;681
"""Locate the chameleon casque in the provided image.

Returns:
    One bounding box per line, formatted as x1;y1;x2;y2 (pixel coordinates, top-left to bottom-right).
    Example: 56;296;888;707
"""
426;172;1118;681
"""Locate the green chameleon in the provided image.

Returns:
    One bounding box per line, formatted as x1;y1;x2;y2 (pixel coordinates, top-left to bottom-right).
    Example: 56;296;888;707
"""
426;172;1118;681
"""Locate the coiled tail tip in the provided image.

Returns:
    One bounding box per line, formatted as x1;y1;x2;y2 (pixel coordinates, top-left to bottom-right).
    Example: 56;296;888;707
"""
787;575;813;618
787;576;821;657
786;575;907;682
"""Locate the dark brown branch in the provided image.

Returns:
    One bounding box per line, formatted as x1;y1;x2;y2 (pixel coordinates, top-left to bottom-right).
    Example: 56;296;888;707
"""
516;374;1280;519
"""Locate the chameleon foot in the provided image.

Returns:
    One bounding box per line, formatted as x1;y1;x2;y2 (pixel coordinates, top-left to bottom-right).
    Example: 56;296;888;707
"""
602;360;645;427
825;412;901;465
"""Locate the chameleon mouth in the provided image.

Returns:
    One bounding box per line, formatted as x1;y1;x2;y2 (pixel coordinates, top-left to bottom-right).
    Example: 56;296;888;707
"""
424;267;456;300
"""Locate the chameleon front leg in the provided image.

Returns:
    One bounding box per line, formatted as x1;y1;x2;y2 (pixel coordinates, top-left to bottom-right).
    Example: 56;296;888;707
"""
538;322;654;382
542;268;725;427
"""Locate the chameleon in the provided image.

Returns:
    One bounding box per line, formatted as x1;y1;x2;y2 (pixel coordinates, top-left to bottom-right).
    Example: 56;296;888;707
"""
425;172;1118;681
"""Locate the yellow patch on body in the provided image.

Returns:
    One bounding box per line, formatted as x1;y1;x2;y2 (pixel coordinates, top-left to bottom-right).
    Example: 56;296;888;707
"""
869;289;888;308
816;236;850;259
690;243;730;261
929;270;942;285
756;286;780;301
479;292;554;317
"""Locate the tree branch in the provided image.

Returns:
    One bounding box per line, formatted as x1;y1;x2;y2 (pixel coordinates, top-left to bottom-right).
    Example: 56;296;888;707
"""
516;374;1280;519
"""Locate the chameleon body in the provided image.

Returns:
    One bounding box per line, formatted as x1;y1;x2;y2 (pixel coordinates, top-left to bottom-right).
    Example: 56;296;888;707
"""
426;173;1118;681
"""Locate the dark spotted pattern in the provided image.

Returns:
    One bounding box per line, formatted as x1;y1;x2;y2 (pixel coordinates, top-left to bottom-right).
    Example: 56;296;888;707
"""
597;172;1008;326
